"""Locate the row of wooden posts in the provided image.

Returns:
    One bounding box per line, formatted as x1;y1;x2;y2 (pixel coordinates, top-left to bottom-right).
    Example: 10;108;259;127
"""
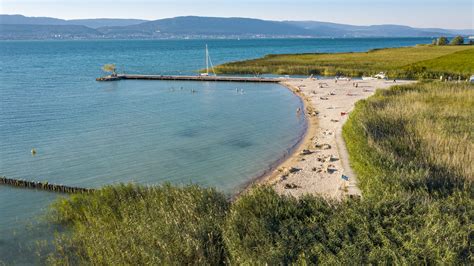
0;176;94;194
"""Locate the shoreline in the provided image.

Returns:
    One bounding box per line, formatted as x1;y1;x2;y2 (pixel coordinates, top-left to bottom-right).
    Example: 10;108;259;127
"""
2;76;411;201
234;80;318;199
239;78;415;200
259;81;318;183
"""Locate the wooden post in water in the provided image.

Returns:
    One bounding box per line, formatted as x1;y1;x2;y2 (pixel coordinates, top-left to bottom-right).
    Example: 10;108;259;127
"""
0;176;94;194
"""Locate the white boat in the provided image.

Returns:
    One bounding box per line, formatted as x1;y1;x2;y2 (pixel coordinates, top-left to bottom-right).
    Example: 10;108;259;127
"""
362;72;387;80
362;76;377;80
470;75;474;83
200;44;216;76
336;76;351;81
374;72;387;79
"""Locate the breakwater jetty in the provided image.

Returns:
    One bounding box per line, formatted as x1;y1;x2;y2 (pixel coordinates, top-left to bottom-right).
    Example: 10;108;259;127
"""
96;74;285;83
0;176;94;194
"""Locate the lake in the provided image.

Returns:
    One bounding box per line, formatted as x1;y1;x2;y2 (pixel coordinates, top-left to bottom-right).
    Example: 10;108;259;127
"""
0;37;432;264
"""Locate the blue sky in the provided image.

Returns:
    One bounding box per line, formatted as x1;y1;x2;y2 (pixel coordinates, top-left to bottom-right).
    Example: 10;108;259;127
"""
1;0;473;29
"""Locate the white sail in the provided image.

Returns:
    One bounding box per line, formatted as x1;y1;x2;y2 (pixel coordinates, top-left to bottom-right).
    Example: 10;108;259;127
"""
201;44;215;76
205;44;209;74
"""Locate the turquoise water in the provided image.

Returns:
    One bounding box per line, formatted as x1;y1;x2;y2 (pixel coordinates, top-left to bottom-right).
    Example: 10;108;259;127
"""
0;38;432;263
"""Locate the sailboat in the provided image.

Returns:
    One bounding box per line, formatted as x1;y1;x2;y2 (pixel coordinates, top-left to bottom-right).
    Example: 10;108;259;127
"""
200;44;216;76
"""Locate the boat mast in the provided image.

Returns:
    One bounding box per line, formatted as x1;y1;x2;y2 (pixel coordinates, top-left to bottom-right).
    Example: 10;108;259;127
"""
205;44;209;75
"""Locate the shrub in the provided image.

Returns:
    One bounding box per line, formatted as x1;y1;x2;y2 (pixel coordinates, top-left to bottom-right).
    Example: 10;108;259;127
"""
437;37;449;46
224;187;334;264
48;184;229;265
450;36;465;45
101;64;116;75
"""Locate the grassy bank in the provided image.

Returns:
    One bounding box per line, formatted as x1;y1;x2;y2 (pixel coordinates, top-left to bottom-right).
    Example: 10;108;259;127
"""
214;45;474;79
343;81;473;198
46;82;472;264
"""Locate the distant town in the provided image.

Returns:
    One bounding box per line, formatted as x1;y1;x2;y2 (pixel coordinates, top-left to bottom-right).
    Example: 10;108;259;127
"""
1;14;473;40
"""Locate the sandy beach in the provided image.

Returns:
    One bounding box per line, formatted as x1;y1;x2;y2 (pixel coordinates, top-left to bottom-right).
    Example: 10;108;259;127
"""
262;78;414;200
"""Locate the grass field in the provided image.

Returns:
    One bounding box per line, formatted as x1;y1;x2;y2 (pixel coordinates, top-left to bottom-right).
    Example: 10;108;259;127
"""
214;45;474;79
45;82;473;264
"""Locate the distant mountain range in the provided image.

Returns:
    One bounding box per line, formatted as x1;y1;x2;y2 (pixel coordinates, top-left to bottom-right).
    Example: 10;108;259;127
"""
285;21;473;38
0;15;147;28
1;14;472;40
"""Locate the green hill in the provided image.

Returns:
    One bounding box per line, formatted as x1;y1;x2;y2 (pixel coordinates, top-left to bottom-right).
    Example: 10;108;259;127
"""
2;15;470;39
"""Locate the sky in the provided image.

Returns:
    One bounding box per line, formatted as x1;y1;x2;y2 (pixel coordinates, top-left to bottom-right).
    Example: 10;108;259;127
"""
1;0;473;29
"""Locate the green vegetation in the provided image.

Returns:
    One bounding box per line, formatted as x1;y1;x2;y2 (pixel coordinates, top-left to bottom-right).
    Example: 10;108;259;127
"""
47;184;229;265
436;36;449;46
450;36;465;45
339;81;473;262
47;82;472;264
224;188;335;264
406;48;474;79
101;64;117;75
214;45;474;79
343;81;473;199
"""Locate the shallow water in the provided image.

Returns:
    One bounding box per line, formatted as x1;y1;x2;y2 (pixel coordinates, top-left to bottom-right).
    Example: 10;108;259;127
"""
0;38;432;263
0;80;305;264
